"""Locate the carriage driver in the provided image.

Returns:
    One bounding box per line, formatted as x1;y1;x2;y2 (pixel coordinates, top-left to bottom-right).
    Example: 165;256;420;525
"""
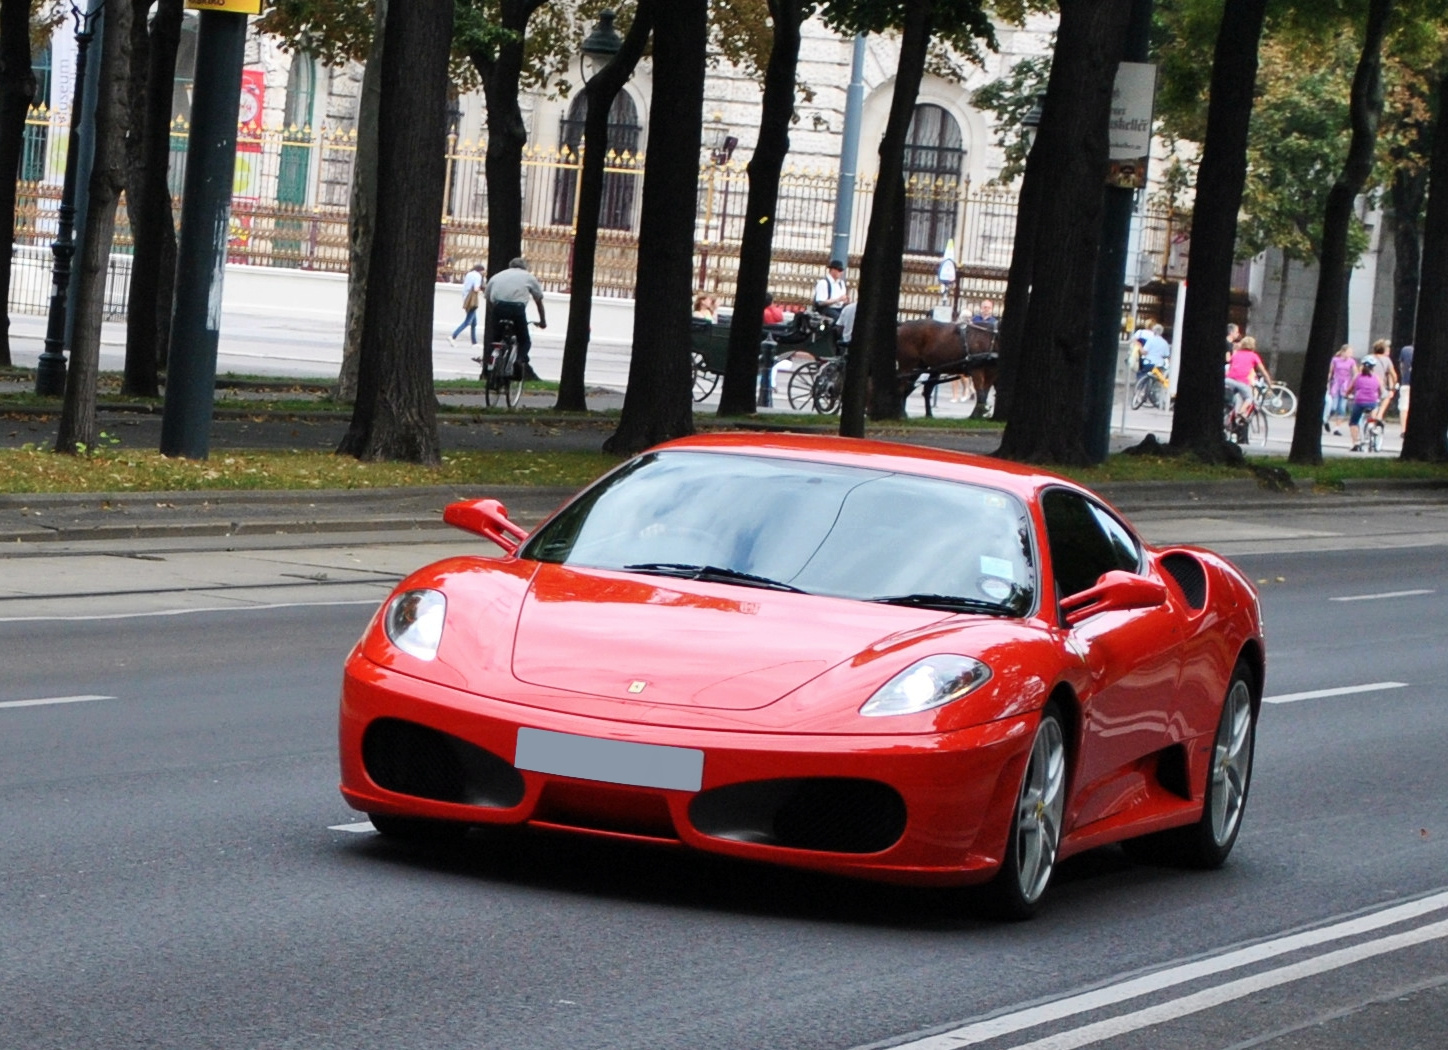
813;259;849;320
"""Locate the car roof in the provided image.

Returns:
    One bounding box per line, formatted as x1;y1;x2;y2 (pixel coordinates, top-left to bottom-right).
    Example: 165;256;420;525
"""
648;432;1086;503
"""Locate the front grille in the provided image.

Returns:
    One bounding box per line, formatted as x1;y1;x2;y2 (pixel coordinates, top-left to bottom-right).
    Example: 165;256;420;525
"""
362;718;525;808
689;777;907;854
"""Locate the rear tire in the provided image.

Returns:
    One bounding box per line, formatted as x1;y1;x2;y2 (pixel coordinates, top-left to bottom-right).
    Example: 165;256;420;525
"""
1122;661;1255;869
505;347;525;408
981;703;1067;920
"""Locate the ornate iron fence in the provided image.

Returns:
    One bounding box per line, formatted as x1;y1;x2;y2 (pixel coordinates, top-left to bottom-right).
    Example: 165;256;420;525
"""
10;107;1179;325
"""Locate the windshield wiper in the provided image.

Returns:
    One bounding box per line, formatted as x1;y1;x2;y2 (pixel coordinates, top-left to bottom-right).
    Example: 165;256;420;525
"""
869;593;1018;616
624;563;805;593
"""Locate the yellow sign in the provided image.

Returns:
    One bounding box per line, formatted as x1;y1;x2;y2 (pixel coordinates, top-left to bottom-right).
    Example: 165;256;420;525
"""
184;0;264;13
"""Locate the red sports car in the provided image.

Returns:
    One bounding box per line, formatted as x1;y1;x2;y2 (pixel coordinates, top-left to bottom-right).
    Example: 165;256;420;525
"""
339;434;1263;917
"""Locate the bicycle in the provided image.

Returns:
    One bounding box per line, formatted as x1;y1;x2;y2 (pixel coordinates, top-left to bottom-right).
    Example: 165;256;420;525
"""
1131;364;1168;410
1362;414;1385;452
480;318;527;408
1252;374;1297;417
1223;389;1268;447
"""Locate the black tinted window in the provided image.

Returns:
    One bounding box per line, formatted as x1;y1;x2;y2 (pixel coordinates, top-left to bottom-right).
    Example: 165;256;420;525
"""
1041;489;1141;598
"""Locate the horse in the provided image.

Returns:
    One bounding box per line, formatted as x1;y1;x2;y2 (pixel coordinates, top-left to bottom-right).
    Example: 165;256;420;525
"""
896;319;999;419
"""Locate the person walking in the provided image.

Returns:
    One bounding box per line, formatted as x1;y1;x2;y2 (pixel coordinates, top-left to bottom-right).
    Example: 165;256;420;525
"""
449;264;486;347
486;257;548;375
1363;339;1398;426
1397;343;1414;433
1325;344;1355;435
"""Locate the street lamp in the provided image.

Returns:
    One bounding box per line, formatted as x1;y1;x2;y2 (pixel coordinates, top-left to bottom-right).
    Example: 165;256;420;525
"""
580;10;622;81
35;1;105;397
1021;91;1046;153
702;111;737;166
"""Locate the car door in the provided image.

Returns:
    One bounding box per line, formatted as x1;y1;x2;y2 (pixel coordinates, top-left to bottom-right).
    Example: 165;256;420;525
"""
1041;488;1185;830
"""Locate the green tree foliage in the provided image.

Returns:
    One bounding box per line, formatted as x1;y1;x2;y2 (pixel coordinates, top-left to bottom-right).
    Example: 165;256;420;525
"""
969;52;1049;183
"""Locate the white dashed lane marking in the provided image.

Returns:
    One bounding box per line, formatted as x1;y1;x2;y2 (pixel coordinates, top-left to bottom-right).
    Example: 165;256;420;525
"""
0;694;115;710
1330;588;1434;602
1264;681;1407;705
329;821;376;834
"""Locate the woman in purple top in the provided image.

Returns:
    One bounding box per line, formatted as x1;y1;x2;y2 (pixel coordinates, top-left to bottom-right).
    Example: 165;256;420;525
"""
1348;365;1381;451
1325;345;1356;435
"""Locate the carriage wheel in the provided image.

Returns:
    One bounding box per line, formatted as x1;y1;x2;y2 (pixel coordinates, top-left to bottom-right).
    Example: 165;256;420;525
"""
691;352;719;403
787;361;823;411
812;362;843;415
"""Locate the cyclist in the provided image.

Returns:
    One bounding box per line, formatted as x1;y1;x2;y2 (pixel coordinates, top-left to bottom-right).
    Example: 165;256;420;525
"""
1361;339;1398;428
1348;358;1383;452
486;257;547;379
1133;325;1170;377
1224;335;1271;418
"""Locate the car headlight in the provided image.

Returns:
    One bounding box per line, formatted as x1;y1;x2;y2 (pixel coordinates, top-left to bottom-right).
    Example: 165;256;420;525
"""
860;656;991;717
384;589;446;660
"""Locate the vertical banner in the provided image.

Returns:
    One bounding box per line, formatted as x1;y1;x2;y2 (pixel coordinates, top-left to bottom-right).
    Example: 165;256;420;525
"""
230;68;266;256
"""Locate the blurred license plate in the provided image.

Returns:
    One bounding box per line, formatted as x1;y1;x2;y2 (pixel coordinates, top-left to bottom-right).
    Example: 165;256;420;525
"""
514;729;704;792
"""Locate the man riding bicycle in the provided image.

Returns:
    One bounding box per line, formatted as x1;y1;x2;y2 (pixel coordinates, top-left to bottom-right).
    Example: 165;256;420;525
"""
485;257;547;378
1133;325;1170;377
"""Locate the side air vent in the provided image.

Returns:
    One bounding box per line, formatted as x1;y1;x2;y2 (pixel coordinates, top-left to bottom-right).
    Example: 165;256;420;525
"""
1160;552;1207;610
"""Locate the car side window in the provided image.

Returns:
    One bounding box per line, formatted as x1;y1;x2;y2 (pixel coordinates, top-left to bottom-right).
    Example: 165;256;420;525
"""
1041;489;1141;599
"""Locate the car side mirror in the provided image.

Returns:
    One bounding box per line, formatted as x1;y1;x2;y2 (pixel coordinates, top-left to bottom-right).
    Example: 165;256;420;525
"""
443;498;529;554
1060;570;1167;626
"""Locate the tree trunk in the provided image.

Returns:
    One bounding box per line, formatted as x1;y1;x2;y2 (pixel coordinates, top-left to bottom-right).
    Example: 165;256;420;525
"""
336;0;452;463
0;0;38;368
556;0;654;412
122;0;183;397
1287;0;1392;465
57;0;133;454
333;0;386;403
717;0;804;417
991;113;1050;423
839;0;933;435
1167;0;1269;460
1390;165;1425;354
997;0;1130;464
474;0;544;279
1401;72;1448;461
602;0;706;455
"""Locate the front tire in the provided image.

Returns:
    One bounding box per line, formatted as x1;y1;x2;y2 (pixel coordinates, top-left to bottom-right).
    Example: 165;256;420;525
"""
368;813;468;844
983;703;1067;920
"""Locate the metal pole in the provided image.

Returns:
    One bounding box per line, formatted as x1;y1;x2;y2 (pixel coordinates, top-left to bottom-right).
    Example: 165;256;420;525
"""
159;10;248;459
1084;0;1153;463
830;34;867;266
34;2;103;397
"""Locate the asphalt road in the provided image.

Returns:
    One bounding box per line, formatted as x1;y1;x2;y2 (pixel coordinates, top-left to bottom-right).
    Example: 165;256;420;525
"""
2;519;1446;1050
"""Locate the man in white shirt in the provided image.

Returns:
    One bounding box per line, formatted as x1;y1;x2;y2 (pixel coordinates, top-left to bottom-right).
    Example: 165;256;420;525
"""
813;259;848;320
485;257;547;369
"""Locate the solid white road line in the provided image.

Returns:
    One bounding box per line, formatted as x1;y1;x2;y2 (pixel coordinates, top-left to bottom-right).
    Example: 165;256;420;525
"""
996;917;1448;1050
0;598;381;624
329;821;376;834
884;890;1448;1050
1264;681;1407;705
1329;589;1434;602
0;694;114;710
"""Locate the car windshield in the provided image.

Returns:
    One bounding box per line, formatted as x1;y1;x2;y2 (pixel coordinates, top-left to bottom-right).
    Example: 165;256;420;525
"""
520;450;1037;615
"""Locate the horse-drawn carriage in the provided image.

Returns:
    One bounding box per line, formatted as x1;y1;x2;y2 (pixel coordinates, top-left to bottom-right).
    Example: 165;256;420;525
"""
690;312;998;419
690;311;842;405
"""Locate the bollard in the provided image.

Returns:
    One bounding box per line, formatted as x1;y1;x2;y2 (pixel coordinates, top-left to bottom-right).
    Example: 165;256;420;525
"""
758;333;777;408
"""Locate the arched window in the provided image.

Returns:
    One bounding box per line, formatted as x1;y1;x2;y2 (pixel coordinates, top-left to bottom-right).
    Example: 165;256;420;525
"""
551;91;642;230
903;103;964;255
277;55;316;205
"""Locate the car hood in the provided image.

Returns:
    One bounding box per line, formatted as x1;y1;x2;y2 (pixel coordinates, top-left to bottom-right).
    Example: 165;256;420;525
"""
509;562;945;710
